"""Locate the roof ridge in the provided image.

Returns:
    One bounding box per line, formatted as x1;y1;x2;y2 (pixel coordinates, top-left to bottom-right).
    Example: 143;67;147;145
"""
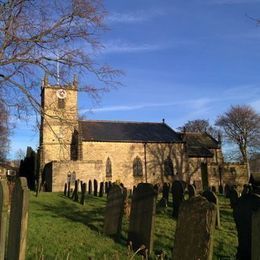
79;119;165;124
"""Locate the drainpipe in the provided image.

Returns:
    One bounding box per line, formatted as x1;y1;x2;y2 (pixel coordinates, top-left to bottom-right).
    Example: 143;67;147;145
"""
144;142;147;183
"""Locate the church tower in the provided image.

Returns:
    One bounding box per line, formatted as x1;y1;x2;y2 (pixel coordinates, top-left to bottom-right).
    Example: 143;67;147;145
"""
39;75;79;170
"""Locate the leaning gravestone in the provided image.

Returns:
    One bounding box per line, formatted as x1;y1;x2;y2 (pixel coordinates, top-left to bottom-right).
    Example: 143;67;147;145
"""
173;196;216;260
252;208;260;260
0;179;9;260
128;183;157;254
104;184;126;239
94;179;98;196
202;190;221;229
172;181;184;218
7;177;29;260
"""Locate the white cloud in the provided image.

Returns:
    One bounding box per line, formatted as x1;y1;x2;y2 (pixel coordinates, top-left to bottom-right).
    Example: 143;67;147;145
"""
106;9;166;24
101;40;163;54
250;99;260;112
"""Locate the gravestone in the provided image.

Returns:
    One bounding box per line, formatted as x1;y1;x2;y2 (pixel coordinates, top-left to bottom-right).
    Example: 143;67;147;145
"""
64;183;67;196
80;183;86;205
94;179;98;196
172;181;184;218
68;181;71;197
104;184;126;239
187;184;196;199
233;193;260;259
229;187;239;209
88;180;92;195
211;186;216;193
105;182;109;194
0;179;9;260
128;183;157;254
172;196;216;260
202;190;221;229
99;182;104;197
252;208;260;260
162;183;170;203
72;180;79;202
7;177;29;260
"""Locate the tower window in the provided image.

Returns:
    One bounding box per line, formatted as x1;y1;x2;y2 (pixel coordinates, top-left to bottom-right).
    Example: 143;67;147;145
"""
133;156;143;177
58;98;65;109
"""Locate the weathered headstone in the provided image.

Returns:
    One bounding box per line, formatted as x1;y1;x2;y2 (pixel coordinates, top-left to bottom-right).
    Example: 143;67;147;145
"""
211;186;216;193
64;183;67;196
99;182;104;197
128;183;157;254
0;179;9;260
80;183;86;205
252;208;260;260
104;184;126;239
94;179;98;196
7;177;29;260
187;184;196;199
88;180;92;195
172;196;216;260
229;186;239;209
172;181;184;218
202;190;221;229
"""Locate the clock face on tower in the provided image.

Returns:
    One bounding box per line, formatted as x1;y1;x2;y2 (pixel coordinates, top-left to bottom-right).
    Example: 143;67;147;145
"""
56;89;67;99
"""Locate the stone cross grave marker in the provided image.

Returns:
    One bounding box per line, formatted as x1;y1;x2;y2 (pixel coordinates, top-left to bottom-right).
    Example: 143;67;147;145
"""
172;181;184;218
94;179;98;196
128;183;157;255
7;177;29;260
202;190;221;229
252;207;260;260
104;184;126;239
0;179;9;260
172;196;216;260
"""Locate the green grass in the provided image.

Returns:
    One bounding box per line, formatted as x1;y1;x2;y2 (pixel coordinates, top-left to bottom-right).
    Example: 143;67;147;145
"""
26;192;237;259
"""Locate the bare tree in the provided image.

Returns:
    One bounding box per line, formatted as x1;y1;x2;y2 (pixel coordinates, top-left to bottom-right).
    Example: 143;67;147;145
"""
178;119;219;139
0;0;121;118
0;101;9;161
215;105;260;177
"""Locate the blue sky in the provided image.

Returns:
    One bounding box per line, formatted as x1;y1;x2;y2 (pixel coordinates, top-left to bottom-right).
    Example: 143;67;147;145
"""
9;0;260;159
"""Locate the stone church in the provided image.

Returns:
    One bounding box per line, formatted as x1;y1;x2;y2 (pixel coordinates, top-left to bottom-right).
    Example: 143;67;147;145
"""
39;77;247;192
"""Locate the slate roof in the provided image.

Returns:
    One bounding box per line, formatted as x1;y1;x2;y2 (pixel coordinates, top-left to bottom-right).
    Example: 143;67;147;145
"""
79;120;183;143
183;132;220;158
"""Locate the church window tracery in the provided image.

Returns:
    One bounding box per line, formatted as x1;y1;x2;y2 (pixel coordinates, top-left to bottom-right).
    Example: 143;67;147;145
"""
164;156;174;176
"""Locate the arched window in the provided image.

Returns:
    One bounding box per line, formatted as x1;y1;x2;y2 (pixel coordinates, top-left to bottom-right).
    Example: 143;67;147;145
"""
133;156;143;177
164;156;174;176
106;157;112;177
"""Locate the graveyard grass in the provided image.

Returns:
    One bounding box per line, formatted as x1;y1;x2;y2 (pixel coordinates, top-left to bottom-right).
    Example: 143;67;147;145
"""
26;193;237;259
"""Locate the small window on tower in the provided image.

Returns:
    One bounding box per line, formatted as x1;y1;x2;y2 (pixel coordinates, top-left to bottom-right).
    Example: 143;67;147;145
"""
58;98;65;109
